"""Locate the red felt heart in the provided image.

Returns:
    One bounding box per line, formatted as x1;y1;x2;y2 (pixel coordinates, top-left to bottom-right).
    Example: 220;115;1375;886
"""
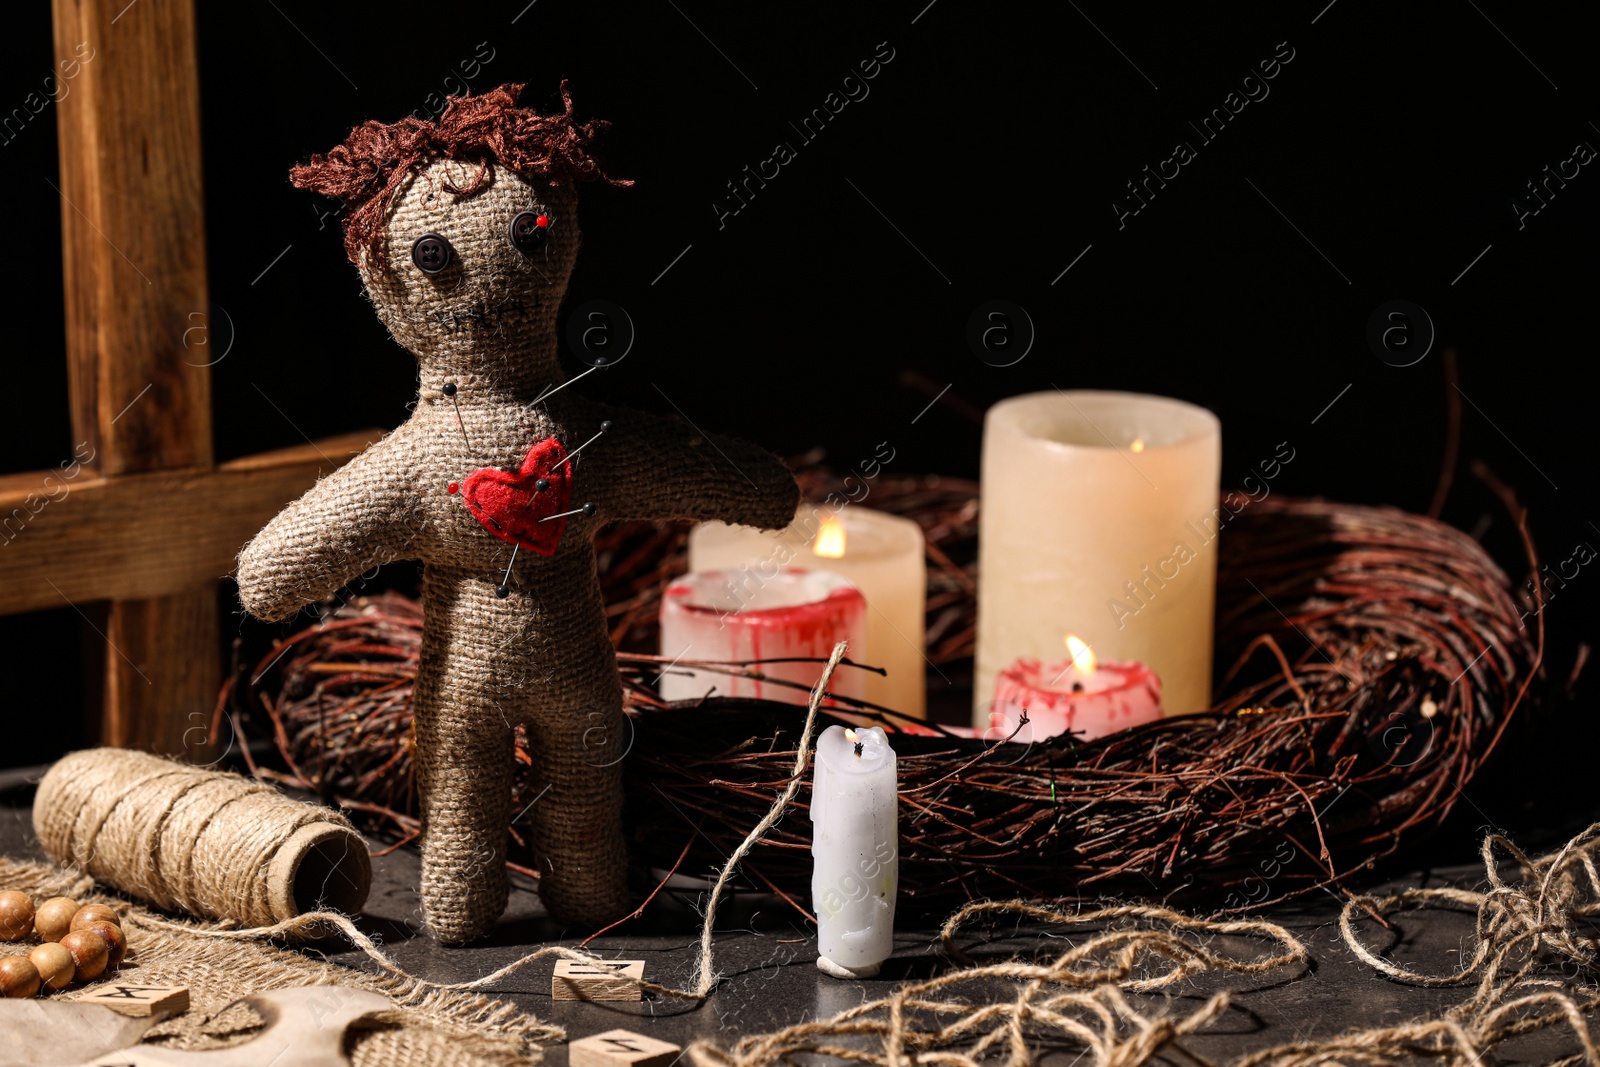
461;437;573;555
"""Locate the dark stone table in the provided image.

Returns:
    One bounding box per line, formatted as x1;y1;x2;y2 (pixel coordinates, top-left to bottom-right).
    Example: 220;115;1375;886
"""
0;768;1586;1064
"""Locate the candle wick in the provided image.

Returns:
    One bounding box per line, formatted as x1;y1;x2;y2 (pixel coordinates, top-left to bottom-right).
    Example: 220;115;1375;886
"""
853;741;864;757
1072;681;1085;693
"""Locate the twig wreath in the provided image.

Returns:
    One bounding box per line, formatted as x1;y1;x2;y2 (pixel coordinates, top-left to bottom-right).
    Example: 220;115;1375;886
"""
234;469;1540;918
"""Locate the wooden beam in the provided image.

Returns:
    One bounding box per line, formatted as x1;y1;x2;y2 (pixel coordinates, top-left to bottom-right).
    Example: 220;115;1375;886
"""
0;432;382;617
102;590;223;755
53;0;212;476
54;0;214;754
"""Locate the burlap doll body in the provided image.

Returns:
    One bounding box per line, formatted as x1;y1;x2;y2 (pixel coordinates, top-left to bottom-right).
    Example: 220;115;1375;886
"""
237;85;797;942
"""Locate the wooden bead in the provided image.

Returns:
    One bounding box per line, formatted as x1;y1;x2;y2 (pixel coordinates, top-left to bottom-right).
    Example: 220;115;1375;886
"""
70;904;121;932
34;897;78;942
0;955;41;998
0;891;33;941
84;921;127;968
58;930;109;983
28;942;75;991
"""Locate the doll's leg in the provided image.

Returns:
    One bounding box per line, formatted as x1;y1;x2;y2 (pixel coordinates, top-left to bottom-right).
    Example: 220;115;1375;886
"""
522;630;631;927
413;573;519;943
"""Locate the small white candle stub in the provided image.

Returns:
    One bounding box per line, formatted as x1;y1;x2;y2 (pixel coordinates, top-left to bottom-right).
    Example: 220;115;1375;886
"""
810;724;899;978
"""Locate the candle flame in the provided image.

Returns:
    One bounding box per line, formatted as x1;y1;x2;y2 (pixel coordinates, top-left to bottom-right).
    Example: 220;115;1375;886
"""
1130;437;1146;453
844;728;858;742
814;516;847;559
1064;634;1097;675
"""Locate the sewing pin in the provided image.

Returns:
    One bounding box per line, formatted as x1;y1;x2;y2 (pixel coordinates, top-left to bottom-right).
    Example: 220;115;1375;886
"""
520;477;551;514
442;382;473;451
540;502;597;523
496;542;521;599
532;365;598;406
562;420;613;464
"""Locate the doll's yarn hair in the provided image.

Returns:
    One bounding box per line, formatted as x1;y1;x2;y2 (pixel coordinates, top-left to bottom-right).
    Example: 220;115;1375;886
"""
290;81;629;270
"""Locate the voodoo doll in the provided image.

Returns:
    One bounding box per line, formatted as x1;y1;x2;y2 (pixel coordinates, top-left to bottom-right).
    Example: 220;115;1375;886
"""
237;84;797;942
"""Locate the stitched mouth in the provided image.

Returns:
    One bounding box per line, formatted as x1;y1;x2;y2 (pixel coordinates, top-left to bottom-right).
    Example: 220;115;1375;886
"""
425;297;537;330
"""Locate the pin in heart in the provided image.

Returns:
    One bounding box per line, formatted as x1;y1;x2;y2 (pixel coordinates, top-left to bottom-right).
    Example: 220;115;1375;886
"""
461;437;573;555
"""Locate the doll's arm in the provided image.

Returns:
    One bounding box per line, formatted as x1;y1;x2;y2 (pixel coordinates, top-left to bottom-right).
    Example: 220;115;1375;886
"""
581;404;797;529
236;437;421;622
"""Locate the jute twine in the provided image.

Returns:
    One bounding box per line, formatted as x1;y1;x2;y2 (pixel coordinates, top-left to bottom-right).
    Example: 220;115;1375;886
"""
1278;824;1600;1067
686;899;1310;1067
33;748;371;927
237;154;798;942
682;824;1600;1067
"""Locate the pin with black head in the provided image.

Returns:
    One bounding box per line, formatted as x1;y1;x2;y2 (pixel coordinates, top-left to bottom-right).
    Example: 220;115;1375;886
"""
539;501;598;523
523;476;552;513
443;382;472;451
563;420;614;465
496;542;522;599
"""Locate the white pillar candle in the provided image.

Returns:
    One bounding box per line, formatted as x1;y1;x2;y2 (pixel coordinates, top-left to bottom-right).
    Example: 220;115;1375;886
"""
810;724;898;978
690;505;927;717
659;569;868;706
975;391;1221;726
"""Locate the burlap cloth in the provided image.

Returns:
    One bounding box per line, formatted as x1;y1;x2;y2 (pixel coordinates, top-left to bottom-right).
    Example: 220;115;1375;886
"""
0;856;555;1065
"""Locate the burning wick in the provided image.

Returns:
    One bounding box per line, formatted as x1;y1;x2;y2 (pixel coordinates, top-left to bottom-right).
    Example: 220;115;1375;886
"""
814;515;847;559
846;727;863;757
1065;634;1097;674
1050;634;1099;688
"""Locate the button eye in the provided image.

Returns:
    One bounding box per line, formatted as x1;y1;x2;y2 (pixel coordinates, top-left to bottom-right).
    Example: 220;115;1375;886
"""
411;233;453;274
508;211;550;254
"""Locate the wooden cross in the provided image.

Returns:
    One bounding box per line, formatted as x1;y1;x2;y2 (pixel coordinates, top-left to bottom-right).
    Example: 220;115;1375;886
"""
0;0;372;754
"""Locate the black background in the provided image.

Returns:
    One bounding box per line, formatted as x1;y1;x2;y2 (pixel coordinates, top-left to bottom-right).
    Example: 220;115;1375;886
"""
2;1;1595;843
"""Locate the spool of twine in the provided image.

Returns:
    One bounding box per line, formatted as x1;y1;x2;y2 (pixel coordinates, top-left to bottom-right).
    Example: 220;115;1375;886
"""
33;748;371;928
